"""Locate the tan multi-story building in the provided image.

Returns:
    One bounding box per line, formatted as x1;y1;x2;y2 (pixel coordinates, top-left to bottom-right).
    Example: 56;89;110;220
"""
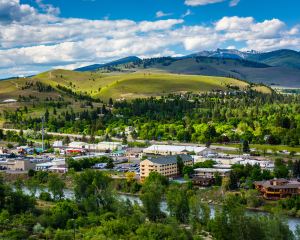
140;154;193;181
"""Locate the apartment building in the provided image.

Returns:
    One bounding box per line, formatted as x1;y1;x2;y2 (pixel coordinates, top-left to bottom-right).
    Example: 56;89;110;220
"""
140;154;193;181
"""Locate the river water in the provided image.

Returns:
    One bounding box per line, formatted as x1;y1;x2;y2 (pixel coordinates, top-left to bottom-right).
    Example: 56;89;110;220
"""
21;187;300;232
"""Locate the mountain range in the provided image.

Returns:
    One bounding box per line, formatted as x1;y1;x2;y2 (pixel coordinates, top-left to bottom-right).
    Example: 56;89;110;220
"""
74;49;300;87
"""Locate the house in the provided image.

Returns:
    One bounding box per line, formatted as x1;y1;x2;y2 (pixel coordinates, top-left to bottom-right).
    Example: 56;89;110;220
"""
143;144;211;156
192;177;215;187
193;168;231;179
254;179;300;200
140;154;193;181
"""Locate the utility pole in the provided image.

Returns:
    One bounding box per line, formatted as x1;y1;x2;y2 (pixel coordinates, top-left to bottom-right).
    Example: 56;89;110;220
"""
41;115;45;152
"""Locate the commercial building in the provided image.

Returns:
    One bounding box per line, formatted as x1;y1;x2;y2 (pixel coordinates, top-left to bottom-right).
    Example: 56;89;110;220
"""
143;144;211;156
36;159;67;173
0;159;36;171
254;179;300;200
68;141;122;152
140;154;193;181
239;159;274;170
193;168;231;179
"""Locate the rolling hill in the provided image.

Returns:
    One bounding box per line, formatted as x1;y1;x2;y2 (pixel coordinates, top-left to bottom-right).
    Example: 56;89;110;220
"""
0;70;271;103
120;56;300;87
74;49;300;87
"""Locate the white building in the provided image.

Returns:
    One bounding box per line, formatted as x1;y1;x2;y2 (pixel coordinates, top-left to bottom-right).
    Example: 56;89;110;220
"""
194;168;231;179
143;144;211;156
53;141;63;148
68;141;122;152
36;158;67;173
239;159;274;170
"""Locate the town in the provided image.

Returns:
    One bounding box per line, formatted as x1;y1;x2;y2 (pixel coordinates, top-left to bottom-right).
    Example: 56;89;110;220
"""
2;133;299;202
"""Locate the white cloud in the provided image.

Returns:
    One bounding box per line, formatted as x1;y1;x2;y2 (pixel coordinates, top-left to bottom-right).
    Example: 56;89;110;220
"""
0;0;36;23
0;0;298;78
155;11;172;18
185;0;224;6
229;0;240;7
35;0;60;15
181;9;192;18
215;16;254;31
184;0;240;7
0;0;57;24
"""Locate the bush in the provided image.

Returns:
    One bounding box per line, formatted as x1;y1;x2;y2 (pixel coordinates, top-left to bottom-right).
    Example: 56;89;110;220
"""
39;192;53;202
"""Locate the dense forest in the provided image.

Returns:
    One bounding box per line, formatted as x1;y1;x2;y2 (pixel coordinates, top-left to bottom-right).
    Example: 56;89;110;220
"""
2;91;300;146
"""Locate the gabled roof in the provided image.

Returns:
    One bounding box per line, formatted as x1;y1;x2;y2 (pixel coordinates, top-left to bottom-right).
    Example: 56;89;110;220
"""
146;154;193;165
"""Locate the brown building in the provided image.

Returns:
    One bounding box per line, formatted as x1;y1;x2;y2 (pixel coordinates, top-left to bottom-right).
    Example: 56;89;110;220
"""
140;155;193;181
254;179;300;200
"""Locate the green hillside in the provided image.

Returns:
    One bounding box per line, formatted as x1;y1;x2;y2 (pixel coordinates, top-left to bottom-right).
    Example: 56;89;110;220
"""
246;49;300;69
34;70;271;100
0;69;270;126
114;57;300;87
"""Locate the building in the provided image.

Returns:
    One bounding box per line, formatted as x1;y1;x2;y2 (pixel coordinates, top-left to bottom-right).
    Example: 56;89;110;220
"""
0;159;36;171
143;144;210;156
140;154;193;181
254;179;300;200
68;141;122;152
193;168;231;179
36;159;67;173
95;142;122;151
239;159;274;170
53;141;63;148
68;142;87;149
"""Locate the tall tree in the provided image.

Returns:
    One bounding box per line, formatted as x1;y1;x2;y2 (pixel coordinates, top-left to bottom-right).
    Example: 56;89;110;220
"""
166;184;189;223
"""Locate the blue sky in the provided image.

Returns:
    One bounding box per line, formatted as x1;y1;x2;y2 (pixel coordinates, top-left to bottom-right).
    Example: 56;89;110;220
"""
0;0;299;77
23;0;300;25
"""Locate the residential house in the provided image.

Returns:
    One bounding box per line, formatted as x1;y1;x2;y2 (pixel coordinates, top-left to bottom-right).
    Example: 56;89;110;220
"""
254;179;300;200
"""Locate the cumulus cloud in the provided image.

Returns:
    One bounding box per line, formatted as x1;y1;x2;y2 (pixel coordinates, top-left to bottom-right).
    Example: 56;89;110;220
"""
0;0;299;78
0;0;36;23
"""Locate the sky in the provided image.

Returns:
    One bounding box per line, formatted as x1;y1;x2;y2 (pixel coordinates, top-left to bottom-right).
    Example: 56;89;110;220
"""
0;0;300;78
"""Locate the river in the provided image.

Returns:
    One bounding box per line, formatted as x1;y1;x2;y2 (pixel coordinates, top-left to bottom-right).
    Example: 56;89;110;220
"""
21;187;300;232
